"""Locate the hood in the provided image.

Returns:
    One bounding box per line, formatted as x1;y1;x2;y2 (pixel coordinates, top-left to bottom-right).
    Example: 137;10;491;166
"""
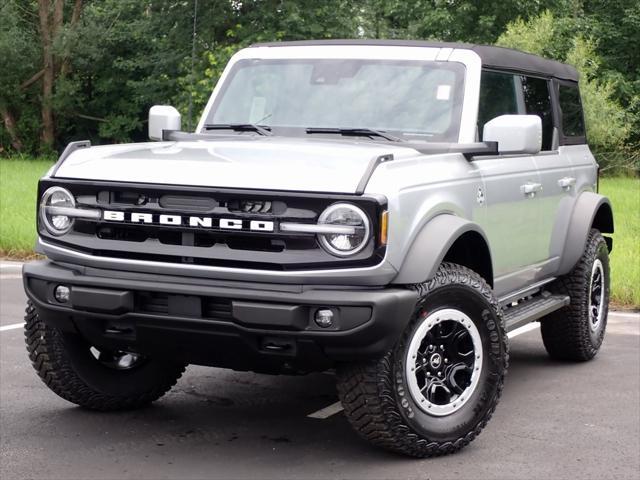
54;137;421;194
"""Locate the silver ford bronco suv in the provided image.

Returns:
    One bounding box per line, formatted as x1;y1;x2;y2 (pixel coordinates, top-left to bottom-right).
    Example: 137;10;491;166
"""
23;40;614;457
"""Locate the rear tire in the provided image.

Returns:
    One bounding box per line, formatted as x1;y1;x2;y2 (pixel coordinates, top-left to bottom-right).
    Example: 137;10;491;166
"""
540;229;610;361
336;263;508;457
24;301;186;411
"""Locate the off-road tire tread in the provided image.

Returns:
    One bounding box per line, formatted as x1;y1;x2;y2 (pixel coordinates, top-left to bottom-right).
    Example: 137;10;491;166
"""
540;229;609;361
337;263;508;457
24;301;185;411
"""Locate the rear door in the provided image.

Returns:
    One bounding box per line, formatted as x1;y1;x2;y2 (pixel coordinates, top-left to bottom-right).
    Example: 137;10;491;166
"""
555;80;593;194
521;76;582;278
520;75;575;278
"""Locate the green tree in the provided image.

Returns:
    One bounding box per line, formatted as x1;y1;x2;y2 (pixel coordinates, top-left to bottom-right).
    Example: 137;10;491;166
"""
1;0;85;154
497;10;634;171
0;1;39;153
173;0;362;125
2;0;638;162
576;0;640;147
356;0;569;43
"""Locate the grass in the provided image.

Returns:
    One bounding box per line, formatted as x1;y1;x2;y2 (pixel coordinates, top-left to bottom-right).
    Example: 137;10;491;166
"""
0;158;53;256
0;158;638;307
599;177;640;308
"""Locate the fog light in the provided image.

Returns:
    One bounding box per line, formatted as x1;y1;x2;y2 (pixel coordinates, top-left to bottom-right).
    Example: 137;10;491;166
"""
54;285;70;303
314;308;334;328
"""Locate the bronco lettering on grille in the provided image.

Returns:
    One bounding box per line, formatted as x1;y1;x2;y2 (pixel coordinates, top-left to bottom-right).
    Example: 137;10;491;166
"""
102;210;274;232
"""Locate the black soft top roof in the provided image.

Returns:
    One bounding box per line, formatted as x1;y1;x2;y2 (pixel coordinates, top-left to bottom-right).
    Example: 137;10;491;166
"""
250;39;579;82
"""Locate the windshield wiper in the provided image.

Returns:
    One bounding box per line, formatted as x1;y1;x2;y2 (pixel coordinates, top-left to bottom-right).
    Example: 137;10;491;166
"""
306;127;404;142
204;123;272;136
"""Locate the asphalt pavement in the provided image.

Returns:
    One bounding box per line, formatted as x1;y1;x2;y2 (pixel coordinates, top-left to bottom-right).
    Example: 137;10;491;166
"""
1;261;639;480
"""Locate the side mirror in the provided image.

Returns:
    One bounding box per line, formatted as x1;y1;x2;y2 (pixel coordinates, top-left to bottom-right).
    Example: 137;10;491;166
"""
148;105;181;141
483;115;542;154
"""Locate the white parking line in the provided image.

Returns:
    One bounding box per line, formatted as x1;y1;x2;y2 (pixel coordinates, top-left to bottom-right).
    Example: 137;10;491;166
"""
0;274;23;280
307;401;344;419
0;262;24;269
609;311;640;319
0;323;25;332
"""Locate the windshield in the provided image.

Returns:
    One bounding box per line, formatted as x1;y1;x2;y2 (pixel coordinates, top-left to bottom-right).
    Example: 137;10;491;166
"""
205;59;466;142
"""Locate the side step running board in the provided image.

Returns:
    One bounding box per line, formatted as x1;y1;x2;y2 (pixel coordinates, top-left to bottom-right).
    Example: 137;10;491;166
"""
503;292;570;332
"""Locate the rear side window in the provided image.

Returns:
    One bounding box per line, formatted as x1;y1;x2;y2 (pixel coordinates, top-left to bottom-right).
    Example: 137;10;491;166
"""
478;71;519;139
521;76;554;150
559;84;585;138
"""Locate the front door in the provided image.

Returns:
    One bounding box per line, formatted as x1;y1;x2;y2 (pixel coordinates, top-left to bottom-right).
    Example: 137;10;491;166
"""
474;155;542;297
475;70;544;296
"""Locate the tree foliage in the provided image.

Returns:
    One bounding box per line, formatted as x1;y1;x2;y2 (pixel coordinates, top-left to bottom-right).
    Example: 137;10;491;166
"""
0;0;637;173
0;1;41;153
498;8;638;171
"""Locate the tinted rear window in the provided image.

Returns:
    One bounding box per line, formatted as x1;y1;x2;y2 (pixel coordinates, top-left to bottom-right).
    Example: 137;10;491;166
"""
559;84;585;137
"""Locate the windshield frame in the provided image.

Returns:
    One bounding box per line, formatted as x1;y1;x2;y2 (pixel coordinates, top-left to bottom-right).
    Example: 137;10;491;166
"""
197;45;482;144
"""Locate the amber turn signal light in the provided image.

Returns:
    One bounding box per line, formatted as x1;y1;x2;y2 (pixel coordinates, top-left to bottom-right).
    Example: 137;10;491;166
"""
380;210;389;246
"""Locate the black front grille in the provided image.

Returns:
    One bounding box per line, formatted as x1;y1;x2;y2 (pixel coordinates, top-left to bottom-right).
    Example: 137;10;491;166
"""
39;179;387;270
159;195;217;212
87;223;307;252
227;199;284;214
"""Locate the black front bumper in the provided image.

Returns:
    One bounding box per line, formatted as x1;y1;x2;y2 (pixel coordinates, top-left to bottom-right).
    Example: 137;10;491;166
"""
23;261;417;373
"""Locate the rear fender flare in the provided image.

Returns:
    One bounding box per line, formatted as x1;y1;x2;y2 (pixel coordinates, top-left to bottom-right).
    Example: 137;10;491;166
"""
558;192;613;275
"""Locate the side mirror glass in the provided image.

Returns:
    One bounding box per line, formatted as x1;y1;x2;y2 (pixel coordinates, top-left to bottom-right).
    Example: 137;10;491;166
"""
148;105;181;141
483;115;542;154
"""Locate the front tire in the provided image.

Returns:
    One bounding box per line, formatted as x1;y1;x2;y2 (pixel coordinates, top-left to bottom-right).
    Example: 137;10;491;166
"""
337;263;508;457
24;301;186;411
540;229;610;361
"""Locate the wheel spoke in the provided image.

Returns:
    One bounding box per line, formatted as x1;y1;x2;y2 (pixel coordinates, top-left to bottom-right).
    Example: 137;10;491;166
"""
460;352;475;368
451;330;474;361
424;382;453;405
447;363;472;394
418;331;436;355
415;362;428;372
593;270;601;285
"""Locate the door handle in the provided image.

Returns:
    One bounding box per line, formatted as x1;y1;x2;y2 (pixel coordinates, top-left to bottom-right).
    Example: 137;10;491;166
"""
520;182;543;196
558;177;576;190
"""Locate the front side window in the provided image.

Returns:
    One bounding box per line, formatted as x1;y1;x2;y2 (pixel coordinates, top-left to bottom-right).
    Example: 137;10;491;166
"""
521;76;553;150
559;84;585;138
479;71;555;151
477;70;519;139
206;59;466;142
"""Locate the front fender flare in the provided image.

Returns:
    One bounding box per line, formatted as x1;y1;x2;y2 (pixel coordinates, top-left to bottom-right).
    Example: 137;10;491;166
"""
391;214;491;285
558;192;614;275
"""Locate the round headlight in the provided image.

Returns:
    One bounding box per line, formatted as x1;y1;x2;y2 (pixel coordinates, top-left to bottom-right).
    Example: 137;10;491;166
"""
318;203;370;256
40;187;75;235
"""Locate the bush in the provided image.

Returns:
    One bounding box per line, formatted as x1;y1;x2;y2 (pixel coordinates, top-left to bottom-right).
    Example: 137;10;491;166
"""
497;11;636;174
